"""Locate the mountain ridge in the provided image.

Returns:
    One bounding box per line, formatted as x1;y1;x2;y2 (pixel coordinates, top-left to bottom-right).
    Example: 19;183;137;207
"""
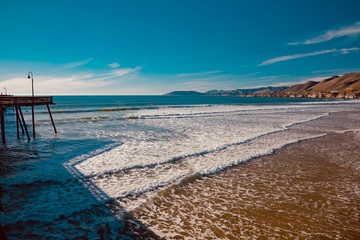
277;72;360;98
165;72;360;99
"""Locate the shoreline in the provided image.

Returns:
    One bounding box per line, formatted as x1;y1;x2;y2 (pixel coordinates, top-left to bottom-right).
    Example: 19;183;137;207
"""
132;129;360;239
130;106;360;239
1;106;359;239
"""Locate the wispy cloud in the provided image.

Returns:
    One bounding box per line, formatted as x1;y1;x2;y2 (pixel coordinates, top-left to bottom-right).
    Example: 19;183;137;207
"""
177;70;222;78
177;80;239;91
252;76;330;89
289;21;360;45
1;65;142;95
0;75;110;95
247;78;320;89
264;75;334;88
301;76;331;82
257;74;288;80
259;50;334;66
312;68;360;74
108;62;120;68
258;47;360;66
111;68;135;77
63;58;93;69
110;66;142;78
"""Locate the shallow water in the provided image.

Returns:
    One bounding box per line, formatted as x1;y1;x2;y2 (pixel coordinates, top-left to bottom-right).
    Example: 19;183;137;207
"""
0;96;359;238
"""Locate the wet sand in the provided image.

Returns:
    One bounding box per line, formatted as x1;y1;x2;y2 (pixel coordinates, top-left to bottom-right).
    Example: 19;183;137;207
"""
132;130;360;239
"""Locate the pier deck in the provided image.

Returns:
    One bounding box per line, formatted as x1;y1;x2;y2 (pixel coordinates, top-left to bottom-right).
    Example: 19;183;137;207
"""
0;96;54;106
0;96;57;144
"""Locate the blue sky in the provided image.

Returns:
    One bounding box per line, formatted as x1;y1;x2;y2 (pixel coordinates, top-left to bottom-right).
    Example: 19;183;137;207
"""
1;0;360;95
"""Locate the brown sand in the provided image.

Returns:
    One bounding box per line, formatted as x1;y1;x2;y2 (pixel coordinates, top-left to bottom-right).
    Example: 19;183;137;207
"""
133;131;360;239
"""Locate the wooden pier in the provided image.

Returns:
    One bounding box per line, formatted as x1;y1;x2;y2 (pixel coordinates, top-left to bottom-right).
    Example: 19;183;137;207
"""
0;96;57;144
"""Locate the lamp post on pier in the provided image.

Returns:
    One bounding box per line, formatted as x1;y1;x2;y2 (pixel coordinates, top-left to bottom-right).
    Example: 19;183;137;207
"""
28;71;35;138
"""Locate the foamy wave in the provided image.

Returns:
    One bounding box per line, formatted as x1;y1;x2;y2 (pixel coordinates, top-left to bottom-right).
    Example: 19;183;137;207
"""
66;104;347;209
126;104;310;118
88;131;326;210
75;108;327;176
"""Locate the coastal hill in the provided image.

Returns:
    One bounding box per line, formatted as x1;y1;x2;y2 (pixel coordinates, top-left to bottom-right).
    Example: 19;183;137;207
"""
277;72;360;98
206;86;288;96
283;81;318;92
165;72;360;99
164;91;205;96
165;86;288;96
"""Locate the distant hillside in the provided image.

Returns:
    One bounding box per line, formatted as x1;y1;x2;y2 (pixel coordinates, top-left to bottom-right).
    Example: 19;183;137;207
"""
164;72;360;99
165;91;205;96
205;86;288;96
251;86;289;96
283;81;318;92
165;87;287;97
310;74;360;92
277;72;360;98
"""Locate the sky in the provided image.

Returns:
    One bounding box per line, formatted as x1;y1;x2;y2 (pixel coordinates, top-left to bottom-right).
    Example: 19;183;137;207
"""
1;0;360;95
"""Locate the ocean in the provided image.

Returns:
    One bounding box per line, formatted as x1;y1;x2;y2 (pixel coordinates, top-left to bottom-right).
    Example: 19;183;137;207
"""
0;96;359;239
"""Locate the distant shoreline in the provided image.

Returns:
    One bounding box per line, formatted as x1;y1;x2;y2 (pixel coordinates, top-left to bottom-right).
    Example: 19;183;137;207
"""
165;72;360;99
165;91;360;100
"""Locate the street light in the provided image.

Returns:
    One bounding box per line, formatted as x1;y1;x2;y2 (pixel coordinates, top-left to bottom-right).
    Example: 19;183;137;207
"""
28;71;35;138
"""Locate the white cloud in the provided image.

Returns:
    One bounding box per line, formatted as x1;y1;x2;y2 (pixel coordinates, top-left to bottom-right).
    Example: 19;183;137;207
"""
269;76;332;88
108;62;120;68
312;68;360;74
63;58;93;69
237;72;261;77
111;68;133;77
0;65;142;95
252;76;330;89
338;48;353;55
259;50;335;66
110;66;142;77
258;47;360;66
1;75;112;95
247;79;316;89
257;74;288;80
289;21;360;45
177;70;222;78
176;80;240;91
298;76;330;83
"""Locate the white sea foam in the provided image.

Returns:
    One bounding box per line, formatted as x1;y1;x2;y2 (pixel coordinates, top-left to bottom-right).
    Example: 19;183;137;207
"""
75;106;324;175
296;99;360;105
69;103;360;211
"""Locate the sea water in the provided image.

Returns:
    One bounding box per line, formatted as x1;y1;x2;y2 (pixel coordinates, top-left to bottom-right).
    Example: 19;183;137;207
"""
0;96;359;238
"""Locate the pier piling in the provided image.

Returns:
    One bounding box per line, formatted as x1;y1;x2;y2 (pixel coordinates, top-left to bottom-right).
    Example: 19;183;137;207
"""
18;107;30;141
0;96;56;144
0;107;5;144
15;107;19;138
15;107;25;135
46;105;57;134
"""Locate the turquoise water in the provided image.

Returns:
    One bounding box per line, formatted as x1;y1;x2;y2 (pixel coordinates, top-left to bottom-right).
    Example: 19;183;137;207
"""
2;95;333;142
52;95;331;110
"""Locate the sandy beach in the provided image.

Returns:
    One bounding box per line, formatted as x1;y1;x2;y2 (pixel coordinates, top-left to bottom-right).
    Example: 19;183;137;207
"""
130;111;360;239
